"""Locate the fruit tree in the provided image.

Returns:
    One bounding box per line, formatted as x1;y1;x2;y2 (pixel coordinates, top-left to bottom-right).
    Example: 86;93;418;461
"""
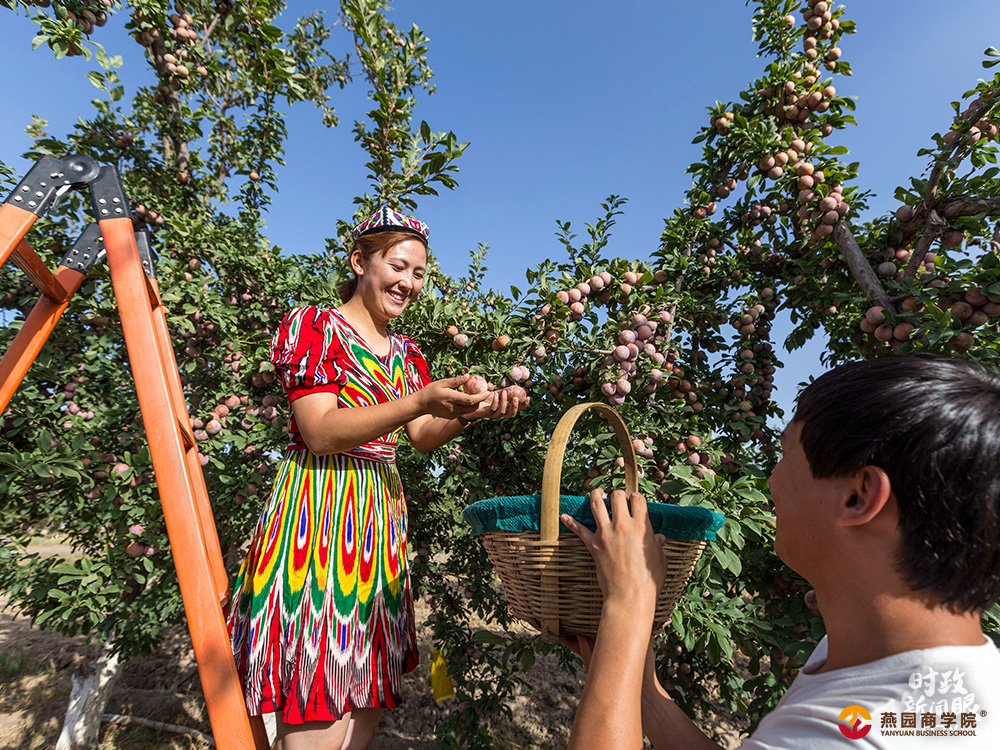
0;1;998;748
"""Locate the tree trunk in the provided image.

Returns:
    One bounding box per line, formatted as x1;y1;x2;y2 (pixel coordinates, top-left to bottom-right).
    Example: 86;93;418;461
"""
55;639;122;750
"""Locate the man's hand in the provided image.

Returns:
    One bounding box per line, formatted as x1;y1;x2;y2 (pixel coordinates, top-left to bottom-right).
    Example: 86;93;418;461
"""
561;488;667;611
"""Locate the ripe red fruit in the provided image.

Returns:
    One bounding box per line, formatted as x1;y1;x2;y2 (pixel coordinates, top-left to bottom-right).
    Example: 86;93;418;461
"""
951;331;974;351
508;366;529;383
126;541;146;558
463;375;489;395
865;305;887;325
951;301;974;320
491;335;511;351
893;322;915;341
504;384;528;401
453;333;469;348
874;324;895;342
941;230;963;248
876;261;897;277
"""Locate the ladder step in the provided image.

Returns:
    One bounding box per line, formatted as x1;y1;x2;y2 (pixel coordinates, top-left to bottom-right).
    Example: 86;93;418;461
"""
10;240;70;303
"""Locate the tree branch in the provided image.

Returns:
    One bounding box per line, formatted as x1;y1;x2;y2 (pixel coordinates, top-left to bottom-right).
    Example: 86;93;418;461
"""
897;195;1000;246
832;222;892;308
102;714;215;746
147;27;188;172
924;92;997;204
938;194;1000;219
902;209;945;282
201;11;223;44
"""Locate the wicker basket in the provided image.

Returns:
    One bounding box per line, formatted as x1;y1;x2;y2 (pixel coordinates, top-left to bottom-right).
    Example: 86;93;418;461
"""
479;402;707;639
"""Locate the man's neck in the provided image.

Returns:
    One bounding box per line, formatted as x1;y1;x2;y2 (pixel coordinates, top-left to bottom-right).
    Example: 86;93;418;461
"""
814;587;984;672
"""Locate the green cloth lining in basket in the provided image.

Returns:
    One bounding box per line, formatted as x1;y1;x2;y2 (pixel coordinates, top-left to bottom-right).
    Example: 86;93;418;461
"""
463;494;724;541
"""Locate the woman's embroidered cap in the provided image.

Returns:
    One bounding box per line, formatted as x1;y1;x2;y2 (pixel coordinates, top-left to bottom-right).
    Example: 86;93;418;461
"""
352;205;429;241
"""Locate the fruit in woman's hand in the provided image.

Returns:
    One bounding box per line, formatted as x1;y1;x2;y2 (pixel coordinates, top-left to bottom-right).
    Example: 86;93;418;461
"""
462;375;489;395
503;384;528;402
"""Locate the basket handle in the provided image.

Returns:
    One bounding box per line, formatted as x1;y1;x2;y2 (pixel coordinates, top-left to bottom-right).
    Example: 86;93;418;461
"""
538;402;637;638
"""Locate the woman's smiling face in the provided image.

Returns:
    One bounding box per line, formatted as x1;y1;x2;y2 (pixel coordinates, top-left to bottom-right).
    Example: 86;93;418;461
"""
352;237;428;320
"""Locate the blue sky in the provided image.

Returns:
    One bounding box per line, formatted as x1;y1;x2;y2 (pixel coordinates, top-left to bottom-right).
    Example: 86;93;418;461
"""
2;1;998;413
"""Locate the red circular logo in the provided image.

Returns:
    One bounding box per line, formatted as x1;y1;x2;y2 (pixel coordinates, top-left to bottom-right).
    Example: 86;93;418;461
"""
838;705;872;740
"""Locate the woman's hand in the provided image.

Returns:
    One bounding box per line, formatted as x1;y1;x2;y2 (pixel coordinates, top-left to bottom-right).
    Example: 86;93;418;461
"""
466;384;530;421
416;375;493;419
561;489;667;612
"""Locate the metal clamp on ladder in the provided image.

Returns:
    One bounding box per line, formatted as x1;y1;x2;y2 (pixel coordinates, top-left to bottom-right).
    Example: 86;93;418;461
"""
0;155;268;750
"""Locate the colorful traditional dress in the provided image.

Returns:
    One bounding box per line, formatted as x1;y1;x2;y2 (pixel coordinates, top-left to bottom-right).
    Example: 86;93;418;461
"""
227;305;431;724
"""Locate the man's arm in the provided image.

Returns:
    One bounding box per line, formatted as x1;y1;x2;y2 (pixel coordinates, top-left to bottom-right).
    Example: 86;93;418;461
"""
564;490;656;750
562;489;725;750
640;646;723;750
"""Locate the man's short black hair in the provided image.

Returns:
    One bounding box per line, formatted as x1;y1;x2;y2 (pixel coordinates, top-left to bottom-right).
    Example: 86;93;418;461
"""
793;353;1000;613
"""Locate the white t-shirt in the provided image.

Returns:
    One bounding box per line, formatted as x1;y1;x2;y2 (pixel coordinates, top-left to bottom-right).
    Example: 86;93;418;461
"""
742;635;1000;749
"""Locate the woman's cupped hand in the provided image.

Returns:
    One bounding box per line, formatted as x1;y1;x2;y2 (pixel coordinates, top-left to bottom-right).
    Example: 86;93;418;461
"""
417;375;495;419
466;382;530;420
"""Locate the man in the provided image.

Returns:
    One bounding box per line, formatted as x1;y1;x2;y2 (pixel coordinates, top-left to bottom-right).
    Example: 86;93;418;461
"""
561;354;1000;748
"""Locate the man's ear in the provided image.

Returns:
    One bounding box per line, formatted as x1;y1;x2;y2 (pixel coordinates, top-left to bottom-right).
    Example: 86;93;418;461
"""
838;465;893;527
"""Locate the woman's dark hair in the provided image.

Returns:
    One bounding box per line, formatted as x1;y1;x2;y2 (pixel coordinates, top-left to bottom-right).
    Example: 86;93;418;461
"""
794;353;1000;613
337;230;429;302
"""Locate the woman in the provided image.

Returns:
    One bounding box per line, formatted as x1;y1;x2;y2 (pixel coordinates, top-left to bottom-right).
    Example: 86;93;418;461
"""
227;206;527;749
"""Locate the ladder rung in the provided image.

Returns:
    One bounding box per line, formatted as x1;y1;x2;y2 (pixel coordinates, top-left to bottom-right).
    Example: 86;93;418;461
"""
10;240;69;303
177;416;196;450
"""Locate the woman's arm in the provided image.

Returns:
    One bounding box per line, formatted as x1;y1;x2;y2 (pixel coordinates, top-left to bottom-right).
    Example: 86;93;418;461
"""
405;414;467;454
405;385;529;453
292;375;490;455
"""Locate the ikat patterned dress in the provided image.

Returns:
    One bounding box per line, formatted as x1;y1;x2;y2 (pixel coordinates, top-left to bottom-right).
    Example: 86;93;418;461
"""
227;306;431;724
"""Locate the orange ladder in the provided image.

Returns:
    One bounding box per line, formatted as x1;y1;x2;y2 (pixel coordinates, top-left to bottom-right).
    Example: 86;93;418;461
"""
0;155;268;750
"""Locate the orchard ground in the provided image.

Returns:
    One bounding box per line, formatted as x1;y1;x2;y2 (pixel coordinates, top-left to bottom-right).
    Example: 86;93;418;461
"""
0;544;746;750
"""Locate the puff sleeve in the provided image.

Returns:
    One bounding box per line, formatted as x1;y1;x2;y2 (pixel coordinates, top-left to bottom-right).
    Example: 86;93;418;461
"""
269;306;348;403
400;335;432;394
